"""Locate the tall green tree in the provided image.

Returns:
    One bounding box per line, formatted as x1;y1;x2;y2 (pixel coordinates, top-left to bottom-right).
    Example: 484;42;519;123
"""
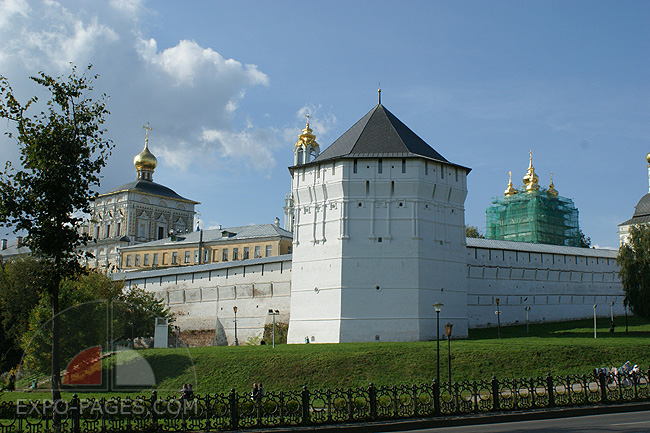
617;224;650;319
465;225;484;239
0;256;43;370
0;66;112;400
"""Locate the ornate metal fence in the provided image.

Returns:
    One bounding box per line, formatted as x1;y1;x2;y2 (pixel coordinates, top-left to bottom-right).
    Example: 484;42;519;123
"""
1;369;648;432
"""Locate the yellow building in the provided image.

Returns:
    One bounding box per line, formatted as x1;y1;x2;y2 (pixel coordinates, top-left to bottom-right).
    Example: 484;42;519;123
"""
119;222;292;270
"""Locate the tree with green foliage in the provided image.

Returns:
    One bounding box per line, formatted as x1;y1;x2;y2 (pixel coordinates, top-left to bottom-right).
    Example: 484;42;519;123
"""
0;66;113;399
617;224;650;320
0;256;43;370
21;272;173;375
579;229;592;248
465;225;484;238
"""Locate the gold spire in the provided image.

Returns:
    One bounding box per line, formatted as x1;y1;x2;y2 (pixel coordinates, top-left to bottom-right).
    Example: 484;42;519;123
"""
295;114;319;149
504;171;517;196
522;149;539;192
134;122;158;178
378;82;381;104
547;171;558;196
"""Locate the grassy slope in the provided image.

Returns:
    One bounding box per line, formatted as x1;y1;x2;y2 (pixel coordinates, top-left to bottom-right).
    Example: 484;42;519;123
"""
3;317;650;401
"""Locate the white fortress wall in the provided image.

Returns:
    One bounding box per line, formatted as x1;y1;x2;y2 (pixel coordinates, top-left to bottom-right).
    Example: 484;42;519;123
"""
114;255;292;345
465;238;624;328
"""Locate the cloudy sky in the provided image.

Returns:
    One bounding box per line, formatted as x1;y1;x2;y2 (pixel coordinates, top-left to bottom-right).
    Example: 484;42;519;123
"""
0;0;648;249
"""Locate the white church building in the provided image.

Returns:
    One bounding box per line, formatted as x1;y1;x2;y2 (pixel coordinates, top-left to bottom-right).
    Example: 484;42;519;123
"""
114;102;624;345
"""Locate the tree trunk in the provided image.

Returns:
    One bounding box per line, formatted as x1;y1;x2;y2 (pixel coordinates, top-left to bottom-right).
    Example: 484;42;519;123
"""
51;278;61;402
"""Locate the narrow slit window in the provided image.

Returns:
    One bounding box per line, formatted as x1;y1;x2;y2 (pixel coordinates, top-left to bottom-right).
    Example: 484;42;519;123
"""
378;158;383;174
401;159;406;173
366;180;370;197
391;181;395;197
353;159;358;174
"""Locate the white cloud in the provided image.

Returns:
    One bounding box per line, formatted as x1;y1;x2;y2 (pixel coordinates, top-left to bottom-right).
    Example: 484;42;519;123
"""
0;0;274;185
0;0;30;28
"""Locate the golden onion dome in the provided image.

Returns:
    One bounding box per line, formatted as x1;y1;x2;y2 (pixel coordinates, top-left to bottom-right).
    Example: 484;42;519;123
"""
522;150;540;192
134;123;158;172
547;172;558;196
295;114;319;149
134;142;157;171
504;171;517;196
646;152;650;165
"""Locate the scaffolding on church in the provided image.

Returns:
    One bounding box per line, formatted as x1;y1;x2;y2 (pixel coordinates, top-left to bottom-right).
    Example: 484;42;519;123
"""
485;152;580;247
486;190;580;246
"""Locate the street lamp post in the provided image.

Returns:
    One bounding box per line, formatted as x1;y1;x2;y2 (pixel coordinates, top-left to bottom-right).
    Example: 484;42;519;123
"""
433;302;443;389
593;304;597;339
495;298;501;339
444;322;453;385
268;309;280;348
233;306;239;346
623;296;627;334
524;306;531;334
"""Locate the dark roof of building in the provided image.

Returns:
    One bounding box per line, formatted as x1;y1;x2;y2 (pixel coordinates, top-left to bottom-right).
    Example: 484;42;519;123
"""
100;179;199;203
304;104;469;171
619;193;650;226
121;223;292;251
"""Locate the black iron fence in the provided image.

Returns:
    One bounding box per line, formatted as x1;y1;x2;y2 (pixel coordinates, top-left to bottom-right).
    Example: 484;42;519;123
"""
1;369;649;432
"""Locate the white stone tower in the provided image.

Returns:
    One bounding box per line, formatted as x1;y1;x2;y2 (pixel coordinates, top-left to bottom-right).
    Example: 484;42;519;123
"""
287;102;471;343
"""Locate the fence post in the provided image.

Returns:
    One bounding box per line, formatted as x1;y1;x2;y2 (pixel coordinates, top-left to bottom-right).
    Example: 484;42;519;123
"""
301;386;310;426
229;388;238;431
412;384;419;417
369;383;377;420
433;380;440;416
598;371;608;404
150;391;158;432
71;394;80;433
491;376;499;412
546;373;555;407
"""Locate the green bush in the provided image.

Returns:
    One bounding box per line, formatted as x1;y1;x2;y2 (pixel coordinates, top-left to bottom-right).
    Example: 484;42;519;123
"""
263;322;288;345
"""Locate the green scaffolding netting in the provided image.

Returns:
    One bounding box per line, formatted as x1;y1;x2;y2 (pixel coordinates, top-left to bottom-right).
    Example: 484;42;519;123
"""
486;189;580;246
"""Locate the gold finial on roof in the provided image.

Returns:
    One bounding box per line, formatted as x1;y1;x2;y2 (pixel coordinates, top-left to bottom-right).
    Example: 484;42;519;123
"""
547;171;558;196
504;171;517;196
134;122;158;175
295;113;319;150
378;82;381;104
522;149;539;192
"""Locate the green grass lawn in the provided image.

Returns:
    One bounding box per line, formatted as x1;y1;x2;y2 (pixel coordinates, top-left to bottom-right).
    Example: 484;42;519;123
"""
3;316;649;402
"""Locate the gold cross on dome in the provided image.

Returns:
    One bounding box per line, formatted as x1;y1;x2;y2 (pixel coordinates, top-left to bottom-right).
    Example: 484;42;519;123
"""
143;122;152;144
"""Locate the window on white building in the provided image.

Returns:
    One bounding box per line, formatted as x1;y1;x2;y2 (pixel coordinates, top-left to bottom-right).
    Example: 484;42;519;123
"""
153;253;158;266
222;249;228;261
233;248;239;260
243;247;249;259
184;251;190;263
265;245;272;257
254;246;261;258
194;250;199;263
143;254;149;266
134;255;140;266
172;252;178;264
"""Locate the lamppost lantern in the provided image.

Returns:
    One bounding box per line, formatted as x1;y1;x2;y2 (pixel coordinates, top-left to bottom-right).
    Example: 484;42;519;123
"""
444;322;453;338
524;306;531;334
268;309;280;348
444;322;453;385
495;298;500;305
433;302;443;313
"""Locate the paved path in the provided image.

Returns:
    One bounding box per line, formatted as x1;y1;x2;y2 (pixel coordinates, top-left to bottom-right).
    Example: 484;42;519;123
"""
405;410;650;433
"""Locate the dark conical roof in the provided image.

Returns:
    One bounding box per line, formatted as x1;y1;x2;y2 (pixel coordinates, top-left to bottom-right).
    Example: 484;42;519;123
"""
619;192;650;226
306;104;468;171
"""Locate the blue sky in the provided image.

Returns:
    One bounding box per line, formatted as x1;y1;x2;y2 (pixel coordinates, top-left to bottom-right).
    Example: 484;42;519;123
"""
0;0;648;248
